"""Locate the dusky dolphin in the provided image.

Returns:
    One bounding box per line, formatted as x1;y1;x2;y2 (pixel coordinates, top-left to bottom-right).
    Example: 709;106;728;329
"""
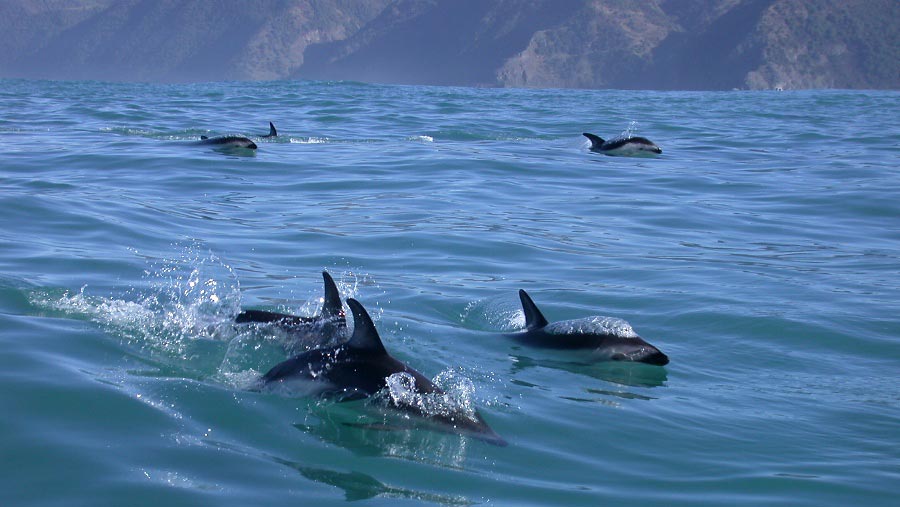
261;122;278;138
508;290;669;366
196;134;257;149
236;271;346;350
261;298;507;446
583;132;661;156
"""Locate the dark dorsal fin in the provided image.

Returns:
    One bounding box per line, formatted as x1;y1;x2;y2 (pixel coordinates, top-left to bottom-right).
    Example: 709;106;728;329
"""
320;271;344;323
266;121;277;137
518;289;549;330
582;132;604;149
346;298;387;354
200;135;209;140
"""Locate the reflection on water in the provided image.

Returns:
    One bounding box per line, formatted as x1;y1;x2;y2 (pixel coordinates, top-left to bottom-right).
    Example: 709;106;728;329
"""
509;353;668;388
293;401;478;468
270;456;473;505
208;435;474;505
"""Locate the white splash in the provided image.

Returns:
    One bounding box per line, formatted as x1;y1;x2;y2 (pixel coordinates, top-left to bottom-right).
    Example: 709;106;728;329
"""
383;370;478;422
35;247;242;359
620;120;640;140
290;137;329;144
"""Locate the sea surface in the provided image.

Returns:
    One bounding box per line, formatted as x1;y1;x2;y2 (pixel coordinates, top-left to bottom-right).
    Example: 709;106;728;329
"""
1;79;898;506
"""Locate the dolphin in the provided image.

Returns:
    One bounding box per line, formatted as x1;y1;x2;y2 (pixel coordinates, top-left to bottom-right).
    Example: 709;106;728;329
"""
583;132;661;156
261;122;278;138
196;134;257;149
507;290;669;366
261;297;507;446
236;271;346;351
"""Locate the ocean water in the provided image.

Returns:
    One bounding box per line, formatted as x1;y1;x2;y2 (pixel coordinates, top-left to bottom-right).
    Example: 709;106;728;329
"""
1;79;898;506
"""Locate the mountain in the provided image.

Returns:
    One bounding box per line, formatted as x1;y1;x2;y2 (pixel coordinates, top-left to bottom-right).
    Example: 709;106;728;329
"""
298;0;584;87
1;0;896;90
0;0;389;82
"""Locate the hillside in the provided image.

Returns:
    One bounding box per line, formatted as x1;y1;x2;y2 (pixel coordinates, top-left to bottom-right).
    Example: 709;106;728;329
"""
0;0;389;82
0;0;896;89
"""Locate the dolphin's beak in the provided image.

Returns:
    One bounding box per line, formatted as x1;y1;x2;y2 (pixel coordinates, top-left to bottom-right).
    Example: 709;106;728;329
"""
622;346;669;366
644;350;669;366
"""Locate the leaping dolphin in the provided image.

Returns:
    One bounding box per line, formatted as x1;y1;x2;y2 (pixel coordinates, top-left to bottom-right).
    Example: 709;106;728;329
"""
583;132;661;157
260;298;507;446
508;290;669;366
236;271;346;351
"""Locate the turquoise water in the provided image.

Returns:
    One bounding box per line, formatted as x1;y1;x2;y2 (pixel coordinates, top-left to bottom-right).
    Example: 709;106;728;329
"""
1;79;898;506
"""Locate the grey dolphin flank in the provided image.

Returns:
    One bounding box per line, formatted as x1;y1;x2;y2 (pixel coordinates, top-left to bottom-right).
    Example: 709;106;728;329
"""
261;122;277;138
508;290;669;366
261;298;507;446
196;134;257;149
583;132;661;156
236;271;346;350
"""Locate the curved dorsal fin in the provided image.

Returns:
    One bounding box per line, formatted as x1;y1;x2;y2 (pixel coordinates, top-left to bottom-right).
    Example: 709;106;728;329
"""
582;132;604;148
346;298;387;354
320;271;345;324
518;290;549;330
267;121;277;137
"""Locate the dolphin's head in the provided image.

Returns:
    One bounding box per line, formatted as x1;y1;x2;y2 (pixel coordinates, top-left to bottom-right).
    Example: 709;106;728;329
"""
631;137;662;155
601;337;669;366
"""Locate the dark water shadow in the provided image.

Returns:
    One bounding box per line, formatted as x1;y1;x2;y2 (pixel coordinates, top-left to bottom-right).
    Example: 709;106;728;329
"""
509;353;669;389
200;144;258;158
292;401;481;468
206;436;473;505
269;455;474;505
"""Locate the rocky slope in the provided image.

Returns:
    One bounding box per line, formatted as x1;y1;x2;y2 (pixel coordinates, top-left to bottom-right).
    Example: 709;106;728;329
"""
0;0;389;82
1;0;896;89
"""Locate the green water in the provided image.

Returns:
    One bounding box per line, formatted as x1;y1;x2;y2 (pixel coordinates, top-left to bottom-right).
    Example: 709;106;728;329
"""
1;79;898;505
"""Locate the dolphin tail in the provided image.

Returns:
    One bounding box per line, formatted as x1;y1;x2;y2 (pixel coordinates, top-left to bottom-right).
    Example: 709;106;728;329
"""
267;122;277;137
582;132;604;149
320;271;345;324
518;290;549;330
346;299;388;354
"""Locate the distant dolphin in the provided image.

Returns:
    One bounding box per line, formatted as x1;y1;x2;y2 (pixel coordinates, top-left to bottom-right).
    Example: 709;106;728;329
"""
507;290;669;366
261;298;507;446
236;271;346;351
583;132;661;156
196;134;257;149
261;122;278;138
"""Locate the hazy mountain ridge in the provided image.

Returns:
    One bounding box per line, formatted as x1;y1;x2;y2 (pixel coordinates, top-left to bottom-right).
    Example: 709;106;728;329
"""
1;0;896;89
0;0;389;82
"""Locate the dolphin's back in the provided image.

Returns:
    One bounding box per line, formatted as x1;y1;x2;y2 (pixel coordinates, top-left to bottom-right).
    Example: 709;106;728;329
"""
196;135;257;149
236;271;345;329
236;309;313;326
259;296;507;444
